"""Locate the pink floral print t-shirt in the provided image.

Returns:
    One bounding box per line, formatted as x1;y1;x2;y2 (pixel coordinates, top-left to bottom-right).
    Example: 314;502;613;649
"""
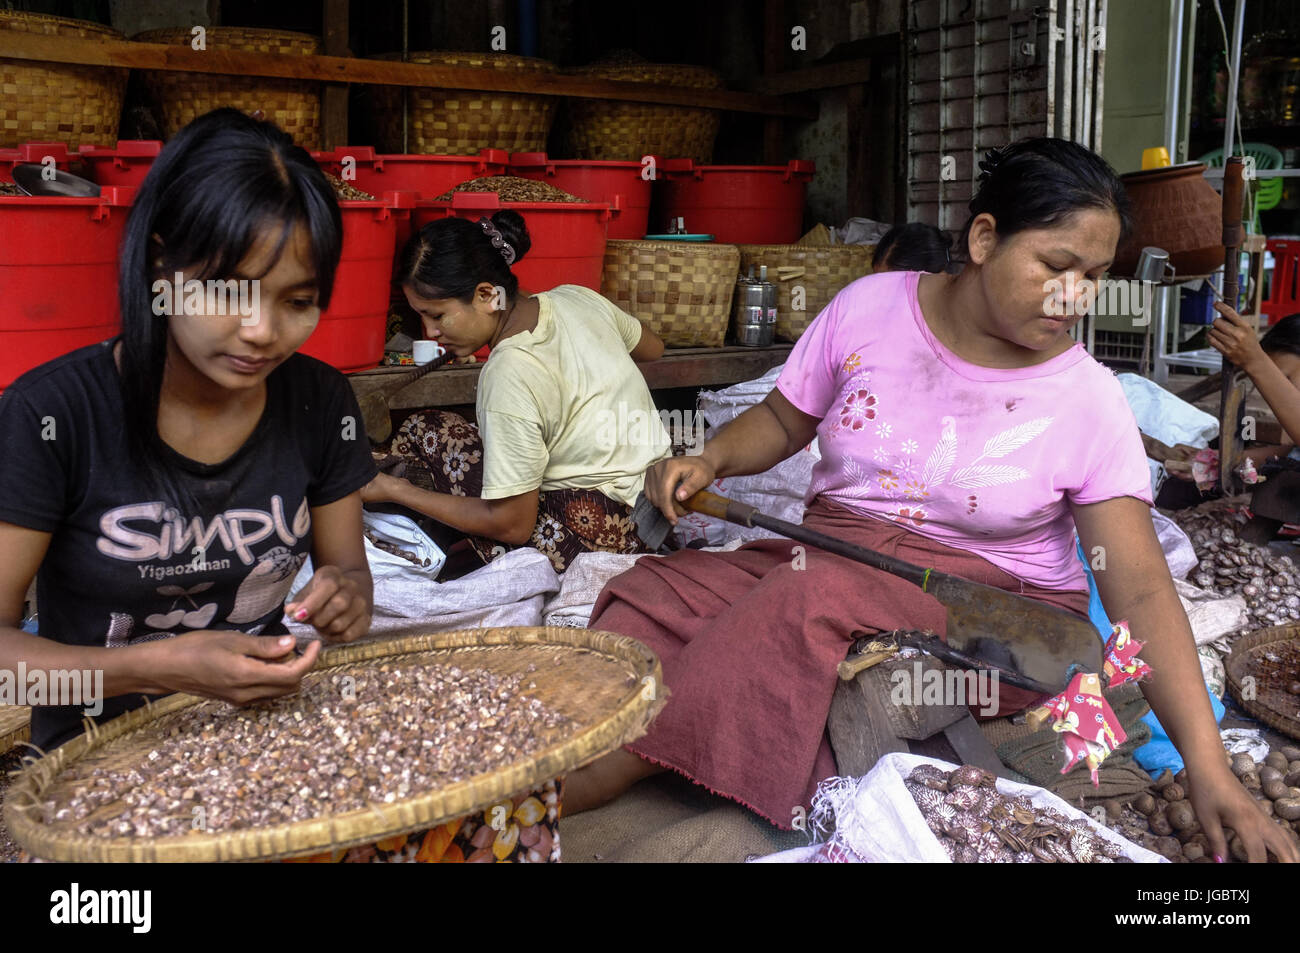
776;270;1153;591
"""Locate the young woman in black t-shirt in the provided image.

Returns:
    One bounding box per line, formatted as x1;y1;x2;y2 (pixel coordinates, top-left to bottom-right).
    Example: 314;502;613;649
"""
0;109;376;751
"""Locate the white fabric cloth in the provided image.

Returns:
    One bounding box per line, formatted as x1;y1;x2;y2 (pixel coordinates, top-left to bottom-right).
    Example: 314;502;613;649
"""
542;552;652;628
287;546;559;638
674;364;821;548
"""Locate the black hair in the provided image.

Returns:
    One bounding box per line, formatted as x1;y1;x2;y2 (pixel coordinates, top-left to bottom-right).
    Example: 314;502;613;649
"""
397;211;532;304
958;138;1133;259
1260;313;1300;357
875;222;952;273
118;107;343;497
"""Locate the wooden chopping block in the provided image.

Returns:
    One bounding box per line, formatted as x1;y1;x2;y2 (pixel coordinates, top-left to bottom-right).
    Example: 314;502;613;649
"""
828;637;1007;779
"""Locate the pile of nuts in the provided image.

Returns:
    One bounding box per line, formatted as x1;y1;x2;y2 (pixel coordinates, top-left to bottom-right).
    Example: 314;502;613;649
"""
1107;744;1300;862
906;764;1132;863
435;175;585;203
0;182;22;196
1175;507;1300;630
364;530;431;567
40;662;570;838
324;172;375;201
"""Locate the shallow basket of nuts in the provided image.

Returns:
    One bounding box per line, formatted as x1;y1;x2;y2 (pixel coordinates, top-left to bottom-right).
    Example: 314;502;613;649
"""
4;626;664;862
1226;624;1300;740
0;705;29;755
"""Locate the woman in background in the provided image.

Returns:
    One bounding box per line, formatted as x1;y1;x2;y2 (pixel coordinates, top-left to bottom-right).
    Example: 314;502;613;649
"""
362;213;669;573
873;221;954;274
1207;308;1300;542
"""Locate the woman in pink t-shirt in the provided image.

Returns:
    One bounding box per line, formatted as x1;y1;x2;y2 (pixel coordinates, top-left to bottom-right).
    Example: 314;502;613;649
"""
574;139;1295;863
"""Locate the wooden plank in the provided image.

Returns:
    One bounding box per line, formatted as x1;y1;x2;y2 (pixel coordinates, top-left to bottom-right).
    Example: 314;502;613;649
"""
752;59;875;96
320;0;350;150
829;672;910;778
0;33;816;118
348;345;794;411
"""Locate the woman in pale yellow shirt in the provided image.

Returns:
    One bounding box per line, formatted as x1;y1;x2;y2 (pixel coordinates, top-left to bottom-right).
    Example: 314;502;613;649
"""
362;211;670;572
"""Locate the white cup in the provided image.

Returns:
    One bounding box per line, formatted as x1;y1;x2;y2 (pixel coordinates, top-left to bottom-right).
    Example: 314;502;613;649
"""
412;340;445;365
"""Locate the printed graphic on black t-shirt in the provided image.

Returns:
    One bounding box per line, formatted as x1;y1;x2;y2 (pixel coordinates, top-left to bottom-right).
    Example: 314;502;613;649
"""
96;494;313;647
0;341;376;749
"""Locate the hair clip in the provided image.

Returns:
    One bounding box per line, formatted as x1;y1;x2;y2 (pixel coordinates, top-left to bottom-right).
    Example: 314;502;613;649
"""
479;218;516;266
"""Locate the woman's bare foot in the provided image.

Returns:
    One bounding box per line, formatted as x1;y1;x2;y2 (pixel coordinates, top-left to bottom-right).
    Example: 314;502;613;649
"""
562;749;664;816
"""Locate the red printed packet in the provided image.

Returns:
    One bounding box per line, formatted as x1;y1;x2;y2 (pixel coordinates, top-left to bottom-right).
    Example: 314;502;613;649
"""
1030;672;1128;787
1101;620;1152;688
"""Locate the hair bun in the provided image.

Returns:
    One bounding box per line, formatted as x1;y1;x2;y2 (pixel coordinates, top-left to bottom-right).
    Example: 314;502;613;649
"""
977;147;1006;181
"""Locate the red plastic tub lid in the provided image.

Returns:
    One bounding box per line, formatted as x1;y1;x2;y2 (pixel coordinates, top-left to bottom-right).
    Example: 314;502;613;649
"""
426;192;613;215
77;140;163;158
0;184;135;206
0;142;72;164
660;158;815;178
326;146;510;167
508;152;656;170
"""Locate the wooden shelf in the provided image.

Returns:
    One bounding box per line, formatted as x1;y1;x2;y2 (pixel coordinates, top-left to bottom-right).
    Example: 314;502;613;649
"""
0;32;815;119
348;344;794;410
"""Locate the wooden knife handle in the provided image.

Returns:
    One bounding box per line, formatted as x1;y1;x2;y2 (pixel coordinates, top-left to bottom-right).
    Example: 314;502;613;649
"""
684;489;757;526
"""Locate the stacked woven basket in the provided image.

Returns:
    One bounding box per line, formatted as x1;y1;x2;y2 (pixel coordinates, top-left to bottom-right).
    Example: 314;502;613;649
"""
0;11;128;149
367;52;559;155
134;27;323;149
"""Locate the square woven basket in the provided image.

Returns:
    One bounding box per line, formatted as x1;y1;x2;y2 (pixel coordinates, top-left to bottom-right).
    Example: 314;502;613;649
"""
601;240;740;348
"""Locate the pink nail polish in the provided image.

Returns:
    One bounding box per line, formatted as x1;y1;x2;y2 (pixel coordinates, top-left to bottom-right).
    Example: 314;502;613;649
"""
294;608;308;621
1214;854;1225;863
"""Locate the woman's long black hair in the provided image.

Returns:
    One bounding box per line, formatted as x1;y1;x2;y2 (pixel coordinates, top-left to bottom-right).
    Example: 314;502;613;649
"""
397;211;532;303
957;138;1133;257
118;107;342;493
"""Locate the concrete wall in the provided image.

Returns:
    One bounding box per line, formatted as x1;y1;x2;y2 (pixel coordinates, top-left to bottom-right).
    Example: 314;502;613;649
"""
1100;0;1177;175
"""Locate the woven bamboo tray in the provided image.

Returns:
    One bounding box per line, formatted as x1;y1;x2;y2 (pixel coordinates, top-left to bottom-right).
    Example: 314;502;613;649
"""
601;240;740;348
369;52;557;155
1225;624;1300;740
0;706;30;756
0;11;127;149
5;626;663;862
562;62;722;163
135;27;322;148
738;244;874;341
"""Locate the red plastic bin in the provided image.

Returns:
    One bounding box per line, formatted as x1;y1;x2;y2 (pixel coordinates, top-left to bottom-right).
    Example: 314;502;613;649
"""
77;140;164;188
0;187;135;389
412;192;612;293
316;147;508;253
1262;238;1300;326
316;146;509;199
656;159;815;244
299;191;415;374
0;143;74;184
509;152;652;240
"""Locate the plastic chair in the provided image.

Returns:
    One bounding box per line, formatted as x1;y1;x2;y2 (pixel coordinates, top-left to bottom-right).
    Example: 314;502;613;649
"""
1261;238;1299;326
1197;143;1285;233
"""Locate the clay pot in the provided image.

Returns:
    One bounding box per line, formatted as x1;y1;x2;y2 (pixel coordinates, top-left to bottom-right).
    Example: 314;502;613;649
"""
1113;163;1223;278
